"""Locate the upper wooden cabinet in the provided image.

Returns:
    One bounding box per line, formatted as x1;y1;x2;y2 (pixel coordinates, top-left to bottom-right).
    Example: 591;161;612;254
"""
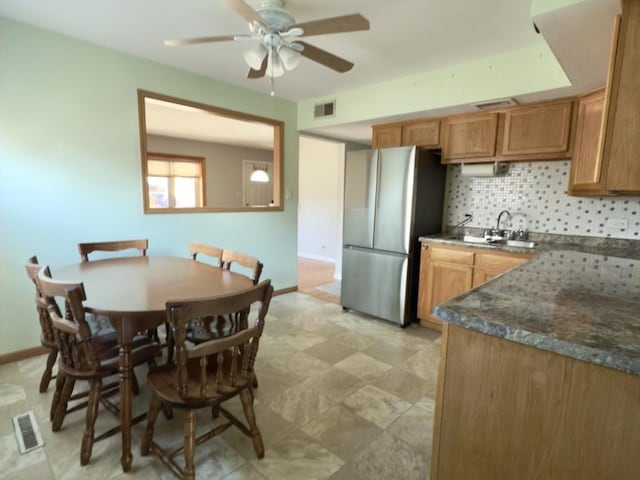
442;113;499;161
440;99;575;164
372;119;440;148
568;88;610;196
501;99;574;158
371;124;402;148
600;3;640;193
401;119;440;147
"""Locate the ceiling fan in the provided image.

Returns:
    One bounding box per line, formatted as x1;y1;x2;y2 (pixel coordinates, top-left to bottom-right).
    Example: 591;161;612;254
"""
165;0;370;85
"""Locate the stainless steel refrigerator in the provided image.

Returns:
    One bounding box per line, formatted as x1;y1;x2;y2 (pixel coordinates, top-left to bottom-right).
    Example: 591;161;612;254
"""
341;146;446;326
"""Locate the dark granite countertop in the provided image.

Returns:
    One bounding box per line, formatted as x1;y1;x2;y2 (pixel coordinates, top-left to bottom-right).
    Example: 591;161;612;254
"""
419;231;640;259
433;249;640;376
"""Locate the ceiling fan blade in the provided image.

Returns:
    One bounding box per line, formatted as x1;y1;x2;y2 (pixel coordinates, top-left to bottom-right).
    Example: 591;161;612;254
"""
292;14;370;37
296;41;354;73
247;56;268;79
165;35;237;46
224;0;265;26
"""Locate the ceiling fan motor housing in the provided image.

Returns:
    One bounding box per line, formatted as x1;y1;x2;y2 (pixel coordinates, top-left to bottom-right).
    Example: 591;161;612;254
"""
256;0;295;31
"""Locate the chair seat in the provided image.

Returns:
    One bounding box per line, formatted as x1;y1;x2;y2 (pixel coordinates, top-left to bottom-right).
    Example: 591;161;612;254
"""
59;336;161;379
86;313;116;337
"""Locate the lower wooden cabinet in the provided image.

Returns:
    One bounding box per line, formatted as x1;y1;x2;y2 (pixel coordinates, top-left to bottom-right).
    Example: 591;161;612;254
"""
431;324;640;480
418;243;532;329
472;250;530;285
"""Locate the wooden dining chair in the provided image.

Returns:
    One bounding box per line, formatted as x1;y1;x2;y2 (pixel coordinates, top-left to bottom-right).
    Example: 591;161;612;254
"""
24;256;58;393
141;280;273;480
78;239;148;262
221;249;263;285
188;242;223;266
36;267;162;466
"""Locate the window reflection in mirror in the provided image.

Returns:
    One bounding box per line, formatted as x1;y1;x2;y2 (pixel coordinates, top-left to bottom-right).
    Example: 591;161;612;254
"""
137;90;283;213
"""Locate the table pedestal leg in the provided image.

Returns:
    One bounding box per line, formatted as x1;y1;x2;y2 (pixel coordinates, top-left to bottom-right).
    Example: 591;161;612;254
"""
119;342;133;472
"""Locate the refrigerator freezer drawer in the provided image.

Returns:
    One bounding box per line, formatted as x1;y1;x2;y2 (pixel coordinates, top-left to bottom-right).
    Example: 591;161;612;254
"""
341;247;408;326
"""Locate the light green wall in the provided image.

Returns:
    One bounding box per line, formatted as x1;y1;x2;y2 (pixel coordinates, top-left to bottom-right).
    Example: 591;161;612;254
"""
0;18;299;355
298;42;571;131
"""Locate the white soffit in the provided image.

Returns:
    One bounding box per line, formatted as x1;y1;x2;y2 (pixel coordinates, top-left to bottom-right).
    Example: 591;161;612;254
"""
532;0;621;92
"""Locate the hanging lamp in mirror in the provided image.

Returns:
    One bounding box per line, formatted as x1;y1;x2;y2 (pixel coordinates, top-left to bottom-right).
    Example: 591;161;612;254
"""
250;164;269;183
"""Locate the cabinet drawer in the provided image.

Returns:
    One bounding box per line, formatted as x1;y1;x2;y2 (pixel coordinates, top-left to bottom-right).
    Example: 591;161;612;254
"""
475;252;530;271
430;246;475;265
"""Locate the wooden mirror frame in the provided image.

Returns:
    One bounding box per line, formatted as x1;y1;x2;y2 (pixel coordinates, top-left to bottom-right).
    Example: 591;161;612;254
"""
137;89;283;213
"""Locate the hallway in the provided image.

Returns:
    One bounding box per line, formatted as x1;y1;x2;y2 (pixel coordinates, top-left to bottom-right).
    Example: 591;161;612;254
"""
297;257;340;304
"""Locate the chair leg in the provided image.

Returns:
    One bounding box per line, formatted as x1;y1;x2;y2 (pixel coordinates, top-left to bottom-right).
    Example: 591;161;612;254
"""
165;322;174;365
50;372;66;421
39;348;57;393
132;371;140;396
52;376;76;431
80;379;101;466
183;410;197;480
239;388;264;459
141;393;163;456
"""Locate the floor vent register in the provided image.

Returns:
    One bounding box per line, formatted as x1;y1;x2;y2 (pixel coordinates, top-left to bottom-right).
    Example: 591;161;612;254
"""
12;411;45;454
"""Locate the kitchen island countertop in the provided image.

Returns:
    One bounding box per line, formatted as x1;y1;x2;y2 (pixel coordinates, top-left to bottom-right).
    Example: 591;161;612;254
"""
433;249;640;375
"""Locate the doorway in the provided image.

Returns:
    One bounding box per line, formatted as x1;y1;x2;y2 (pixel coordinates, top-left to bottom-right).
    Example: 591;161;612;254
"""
297;136;345;303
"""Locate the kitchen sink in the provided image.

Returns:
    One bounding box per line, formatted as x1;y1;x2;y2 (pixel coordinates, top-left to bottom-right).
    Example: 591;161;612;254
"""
503;239;536;249
462;235;536;249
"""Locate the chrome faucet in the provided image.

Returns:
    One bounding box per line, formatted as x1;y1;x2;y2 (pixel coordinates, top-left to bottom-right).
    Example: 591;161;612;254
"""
496;210;512;235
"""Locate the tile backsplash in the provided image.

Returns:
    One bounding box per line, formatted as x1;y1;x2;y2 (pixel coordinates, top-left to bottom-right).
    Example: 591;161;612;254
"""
444;160;640;240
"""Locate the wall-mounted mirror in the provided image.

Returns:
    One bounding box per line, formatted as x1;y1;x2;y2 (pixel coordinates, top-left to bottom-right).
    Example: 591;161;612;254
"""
137;90;283;213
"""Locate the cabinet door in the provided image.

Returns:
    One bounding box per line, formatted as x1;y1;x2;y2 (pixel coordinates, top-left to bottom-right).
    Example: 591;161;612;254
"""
402;119;440;147
372;125;402;148
602;4;640;193
442;113;499;162
417;243;431;321
568;88;610;196
473;252;531;287
501;99;574;158
420;245;474;329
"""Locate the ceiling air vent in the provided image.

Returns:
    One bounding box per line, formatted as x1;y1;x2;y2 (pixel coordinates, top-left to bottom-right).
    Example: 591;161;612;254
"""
472;98;518;110
314;100;335;118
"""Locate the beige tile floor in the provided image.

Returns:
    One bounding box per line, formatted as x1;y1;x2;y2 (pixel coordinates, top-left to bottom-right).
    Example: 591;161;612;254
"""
0;292;441;480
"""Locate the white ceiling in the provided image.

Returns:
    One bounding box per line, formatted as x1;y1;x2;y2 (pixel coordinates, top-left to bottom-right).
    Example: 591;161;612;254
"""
145;97;275;150
0;0;615;144
1;0;542;101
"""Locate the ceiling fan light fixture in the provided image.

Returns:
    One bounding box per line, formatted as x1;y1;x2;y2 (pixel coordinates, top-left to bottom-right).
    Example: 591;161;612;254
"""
266;50;285;77
278;45;301;71
243;43;267;70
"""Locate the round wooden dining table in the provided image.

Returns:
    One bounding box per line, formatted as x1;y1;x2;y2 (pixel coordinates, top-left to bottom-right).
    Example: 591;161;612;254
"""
53;256;254;472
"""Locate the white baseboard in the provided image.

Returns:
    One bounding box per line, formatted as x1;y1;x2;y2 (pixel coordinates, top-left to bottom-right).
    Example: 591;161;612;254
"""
297;252;336;264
